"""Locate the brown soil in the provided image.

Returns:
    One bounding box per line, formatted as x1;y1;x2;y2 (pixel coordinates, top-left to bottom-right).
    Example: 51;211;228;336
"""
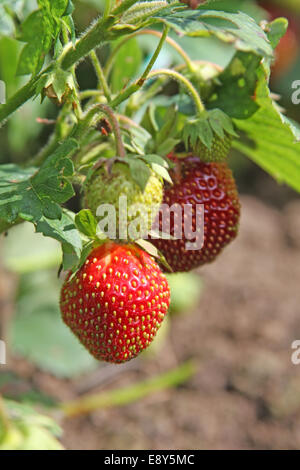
3;195;300;450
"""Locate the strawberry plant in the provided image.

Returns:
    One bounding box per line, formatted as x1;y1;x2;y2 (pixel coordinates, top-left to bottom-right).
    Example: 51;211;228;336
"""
0;0;300;448
0;0;299;360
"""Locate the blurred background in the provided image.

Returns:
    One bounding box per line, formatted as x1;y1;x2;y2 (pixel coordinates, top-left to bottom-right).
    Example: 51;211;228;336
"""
1;0;300;450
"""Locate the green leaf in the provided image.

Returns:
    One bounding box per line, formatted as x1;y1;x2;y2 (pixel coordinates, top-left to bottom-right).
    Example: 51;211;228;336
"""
42;67;75;103
207;51;261;119
141;154;169;168
154;8;273;58
17;9;57;75
39;138;78;172
0;5;15;36
266;17;288;49
127;158;151;191
35;210;82;267
156;138;180;156
75;209;98;238
0;154;82;270
32;138;77;209
233;68;300;193
62;14;76;45
49;0;69;16
183;116;214;149
208;109;238;137
151;162;172;184
135;239;173;272
182;109;237;152
17;0;75;75
121;0;169;24
62;0;74;16
111;37;142;93
1;399;64;450
154;105;179;146
122;123;151;155
135;238;161;258
0;138;77;224
69;240;94;277
0;165;53;223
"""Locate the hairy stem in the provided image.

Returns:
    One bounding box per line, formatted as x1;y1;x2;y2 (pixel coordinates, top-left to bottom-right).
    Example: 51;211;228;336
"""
138;25;170;84
112;0;139;16
148;68;205;114
60;16;116;70
0;15;115;124
103;0;113;18
80;89;103;100
77;104;126;158
110;67;205;114
90;51;111;101
104;28;194;77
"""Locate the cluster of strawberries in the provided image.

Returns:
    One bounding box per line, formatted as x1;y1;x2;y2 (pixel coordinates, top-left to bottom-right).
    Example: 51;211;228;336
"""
60;150;240;363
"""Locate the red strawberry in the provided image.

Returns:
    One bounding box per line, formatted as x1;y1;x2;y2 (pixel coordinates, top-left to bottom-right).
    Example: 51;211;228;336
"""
60;242;170;363
150;154;240;272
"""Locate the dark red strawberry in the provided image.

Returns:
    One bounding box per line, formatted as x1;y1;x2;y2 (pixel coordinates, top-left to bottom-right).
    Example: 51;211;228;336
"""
150;154;240;272
60;242;170;363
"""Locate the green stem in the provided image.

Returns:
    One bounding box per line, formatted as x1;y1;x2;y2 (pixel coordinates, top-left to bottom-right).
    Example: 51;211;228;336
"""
29;102;76;166
90;51;111;101
79;90;103;100
108;27;176;109
0;14;116;124
0;76;44;125
60;16;116;70
110;67;205;114
148;68;205;114
104;28;194;78
78;142;111;166
103;0;112;18
76;104;126;158
138;25;170;84
112;0;139;16
125;76;164;116
61;361;195;418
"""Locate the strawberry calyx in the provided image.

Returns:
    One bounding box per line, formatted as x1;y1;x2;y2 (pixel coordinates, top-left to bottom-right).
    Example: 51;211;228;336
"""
182;109;238;163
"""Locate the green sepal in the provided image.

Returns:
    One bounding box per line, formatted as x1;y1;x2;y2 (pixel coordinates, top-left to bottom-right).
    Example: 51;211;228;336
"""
182;109;237;161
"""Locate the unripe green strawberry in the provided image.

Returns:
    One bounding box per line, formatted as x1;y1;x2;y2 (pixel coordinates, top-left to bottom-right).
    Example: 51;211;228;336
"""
60;242;170;363
195;133;232;163
85;162;163;238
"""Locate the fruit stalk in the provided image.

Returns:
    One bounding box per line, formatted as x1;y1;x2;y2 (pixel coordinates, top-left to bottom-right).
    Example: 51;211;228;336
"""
61;361;195;417
89;51;111;101
104;29;195;77
148;68;205;114
138;25;170;85
74;103;126;159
